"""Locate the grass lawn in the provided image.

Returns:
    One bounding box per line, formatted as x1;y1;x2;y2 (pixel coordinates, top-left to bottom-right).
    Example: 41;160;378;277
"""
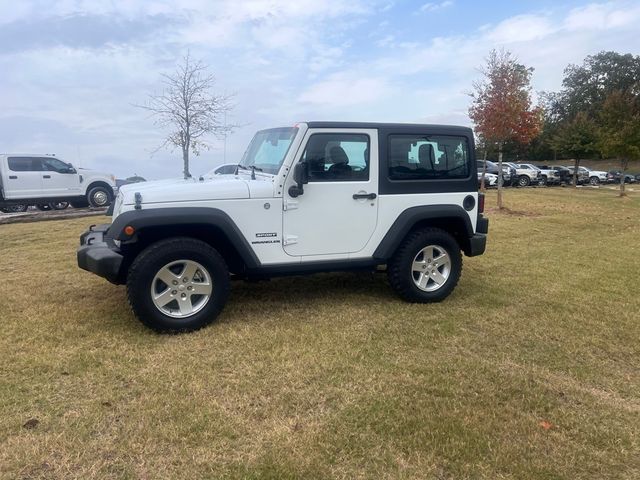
1;187;639;479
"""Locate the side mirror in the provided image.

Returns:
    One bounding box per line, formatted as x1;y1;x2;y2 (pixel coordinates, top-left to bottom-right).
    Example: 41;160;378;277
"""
289;161;309;197
65;167;77;174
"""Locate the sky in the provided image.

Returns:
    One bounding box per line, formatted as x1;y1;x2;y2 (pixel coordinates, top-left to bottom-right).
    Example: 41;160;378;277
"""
1;0;639;179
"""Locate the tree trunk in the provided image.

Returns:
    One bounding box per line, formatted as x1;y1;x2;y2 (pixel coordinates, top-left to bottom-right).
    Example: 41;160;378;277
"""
480;148;487;192
182;147;190;179
572;158;580;188
497;145;504;209
620;158;628;197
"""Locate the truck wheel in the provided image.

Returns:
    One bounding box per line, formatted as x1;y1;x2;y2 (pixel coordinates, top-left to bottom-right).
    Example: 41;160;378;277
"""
127;237;230;333
70;199;89;208
51;201;69;210
1;204;28;213
36;204;52;211
518;175;530;187
589;176;599;185
87;186;112;208
387;228;462;303
539;176;547;186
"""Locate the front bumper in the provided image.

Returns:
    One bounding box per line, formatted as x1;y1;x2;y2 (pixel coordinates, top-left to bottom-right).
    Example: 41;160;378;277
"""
77;224;124;284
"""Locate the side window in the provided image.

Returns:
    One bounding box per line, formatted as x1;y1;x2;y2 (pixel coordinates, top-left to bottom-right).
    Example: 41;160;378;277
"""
388;135;470;180
301;133;370;182
42;157;70;173
8;157;42;172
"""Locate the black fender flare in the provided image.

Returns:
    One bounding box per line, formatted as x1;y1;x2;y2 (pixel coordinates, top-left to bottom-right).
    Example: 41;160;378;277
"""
373;205;474;260
108;207;260;269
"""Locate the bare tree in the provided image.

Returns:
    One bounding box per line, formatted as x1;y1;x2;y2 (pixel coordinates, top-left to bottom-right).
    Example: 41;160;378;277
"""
138;53;235;178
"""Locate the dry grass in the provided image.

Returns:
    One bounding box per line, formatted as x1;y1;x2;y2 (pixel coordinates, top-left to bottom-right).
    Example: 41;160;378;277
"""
1;188;639;479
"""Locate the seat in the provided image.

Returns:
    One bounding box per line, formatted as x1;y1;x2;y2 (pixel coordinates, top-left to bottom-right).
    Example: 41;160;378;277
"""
327;146;352;178
418;144;435;171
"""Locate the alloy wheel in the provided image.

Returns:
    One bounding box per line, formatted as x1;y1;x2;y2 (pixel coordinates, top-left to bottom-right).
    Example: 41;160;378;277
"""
411;245;451;292
151;260;213;318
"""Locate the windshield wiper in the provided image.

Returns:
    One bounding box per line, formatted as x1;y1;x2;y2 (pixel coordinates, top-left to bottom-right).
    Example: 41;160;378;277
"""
235;164;263;179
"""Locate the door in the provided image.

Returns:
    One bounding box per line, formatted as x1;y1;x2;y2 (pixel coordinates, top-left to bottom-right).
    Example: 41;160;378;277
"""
3;157;43;199
39;157;82;197
283;129;379;257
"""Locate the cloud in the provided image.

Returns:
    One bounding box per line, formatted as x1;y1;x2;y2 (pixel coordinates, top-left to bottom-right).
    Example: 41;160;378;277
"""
0;13;178;54
298;73;391;107
419;1;453;13
486;14;555;43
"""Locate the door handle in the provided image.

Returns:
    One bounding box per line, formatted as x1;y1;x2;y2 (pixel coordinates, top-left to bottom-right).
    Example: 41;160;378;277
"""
43;175;51;179
352;192;377;200
9;175;17;179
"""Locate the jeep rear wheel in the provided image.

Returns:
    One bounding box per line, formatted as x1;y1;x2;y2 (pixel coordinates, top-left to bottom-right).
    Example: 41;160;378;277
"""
388;228;462;303
518;175;530;187
127;237;230;333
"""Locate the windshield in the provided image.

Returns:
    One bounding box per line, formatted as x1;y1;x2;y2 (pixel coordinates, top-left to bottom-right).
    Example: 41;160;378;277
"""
238;127;298;175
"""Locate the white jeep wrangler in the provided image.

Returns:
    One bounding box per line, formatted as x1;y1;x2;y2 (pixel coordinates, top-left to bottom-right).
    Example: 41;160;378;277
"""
78;122;488;332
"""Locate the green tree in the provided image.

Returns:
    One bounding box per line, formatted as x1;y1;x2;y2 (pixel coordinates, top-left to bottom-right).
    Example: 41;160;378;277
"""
598;90;640;196
558;51;640;119
469;49;542;208
550;112;598;187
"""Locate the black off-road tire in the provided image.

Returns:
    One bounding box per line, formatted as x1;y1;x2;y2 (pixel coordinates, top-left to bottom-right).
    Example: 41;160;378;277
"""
127;237;231;333
589;176;600;186
539;176;548;186
36;203;52;211
87;185;113;208
387;228;462;303
518;175;531;187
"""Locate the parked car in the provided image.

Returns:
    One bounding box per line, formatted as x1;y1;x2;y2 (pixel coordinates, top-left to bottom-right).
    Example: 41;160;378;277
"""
565;166;589;185
477;160;514;186
518;163;560;186
0;154;116;210
582;167;608;185
78;121;489;332
207;163;238;176
607;170;636;184
539;165;573;185
505;162;539;187
477;171;498;187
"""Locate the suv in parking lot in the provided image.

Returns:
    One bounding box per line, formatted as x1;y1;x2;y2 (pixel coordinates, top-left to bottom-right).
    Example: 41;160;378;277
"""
518;163;560;186
78;122;488;332
505;162;539;187
477;160;514;186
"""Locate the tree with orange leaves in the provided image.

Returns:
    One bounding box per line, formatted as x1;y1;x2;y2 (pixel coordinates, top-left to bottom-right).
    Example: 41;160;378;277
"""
469;50;543;209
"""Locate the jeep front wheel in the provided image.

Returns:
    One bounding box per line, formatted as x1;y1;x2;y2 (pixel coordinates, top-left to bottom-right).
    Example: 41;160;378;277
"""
127;237;230;332
387;228;462;303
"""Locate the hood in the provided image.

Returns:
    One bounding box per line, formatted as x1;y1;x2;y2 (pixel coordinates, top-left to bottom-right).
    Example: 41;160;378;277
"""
118;174;273;205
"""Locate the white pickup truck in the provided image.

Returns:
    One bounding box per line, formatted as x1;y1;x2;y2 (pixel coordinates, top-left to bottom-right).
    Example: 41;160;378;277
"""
0;154;116;212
